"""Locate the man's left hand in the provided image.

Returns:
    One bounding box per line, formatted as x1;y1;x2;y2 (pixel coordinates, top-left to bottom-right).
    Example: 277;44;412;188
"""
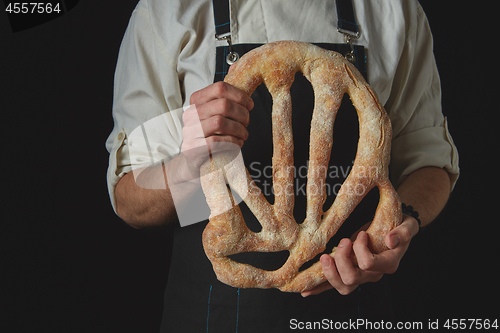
301;215;419;297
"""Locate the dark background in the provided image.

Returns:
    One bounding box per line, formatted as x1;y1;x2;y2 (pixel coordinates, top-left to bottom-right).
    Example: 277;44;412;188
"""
1;1;497;332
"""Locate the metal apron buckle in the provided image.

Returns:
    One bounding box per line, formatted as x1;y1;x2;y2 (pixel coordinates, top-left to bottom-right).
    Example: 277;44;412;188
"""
215;33;240;65
337;28;360;64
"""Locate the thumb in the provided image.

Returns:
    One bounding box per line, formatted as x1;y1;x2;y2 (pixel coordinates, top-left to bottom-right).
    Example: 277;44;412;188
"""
386;233;400;250
385;217;419;250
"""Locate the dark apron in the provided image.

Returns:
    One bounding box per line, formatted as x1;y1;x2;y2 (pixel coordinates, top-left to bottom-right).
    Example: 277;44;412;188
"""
160;1;394;332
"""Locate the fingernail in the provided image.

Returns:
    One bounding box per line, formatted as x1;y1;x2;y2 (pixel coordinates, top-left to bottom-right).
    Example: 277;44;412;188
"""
390;234;400;248
247;100;254;110
320;255;331;268
338;238;349;248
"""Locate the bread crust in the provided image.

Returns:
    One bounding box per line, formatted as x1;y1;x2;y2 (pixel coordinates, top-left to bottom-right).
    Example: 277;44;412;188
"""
200;41;401;293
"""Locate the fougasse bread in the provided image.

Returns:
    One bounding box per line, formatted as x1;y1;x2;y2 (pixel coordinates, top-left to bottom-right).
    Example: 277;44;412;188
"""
200;41;402;293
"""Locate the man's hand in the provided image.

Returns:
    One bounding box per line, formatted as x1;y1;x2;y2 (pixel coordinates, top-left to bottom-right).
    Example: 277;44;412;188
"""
115;81;253;228
301;215;419;297
182;81;254;170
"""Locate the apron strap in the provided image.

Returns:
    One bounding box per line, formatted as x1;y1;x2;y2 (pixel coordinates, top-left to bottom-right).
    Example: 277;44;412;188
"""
212;0;366;81
213;0;360;39
212;0;231;38
336;0;360;37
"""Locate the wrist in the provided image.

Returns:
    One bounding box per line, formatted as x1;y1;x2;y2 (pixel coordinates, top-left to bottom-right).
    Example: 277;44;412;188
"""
166;153;202;185
401;203;421;227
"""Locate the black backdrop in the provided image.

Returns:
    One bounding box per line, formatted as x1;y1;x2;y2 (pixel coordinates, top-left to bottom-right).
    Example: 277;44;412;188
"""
2;1;497;332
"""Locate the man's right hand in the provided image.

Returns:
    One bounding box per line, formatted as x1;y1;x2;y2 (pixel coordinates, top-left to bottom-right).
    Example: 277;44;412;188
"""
115;81;253;228
182;81;254;170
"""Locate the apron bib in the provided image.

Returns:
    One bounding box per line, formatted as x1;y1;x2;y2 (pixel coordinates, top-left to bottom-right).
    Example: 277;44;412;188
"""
161;2;394;331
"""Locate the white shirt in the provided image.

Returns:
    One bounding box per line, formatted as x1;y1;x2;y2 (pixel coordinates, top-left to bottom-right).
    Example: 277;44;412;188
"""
105;0;459;212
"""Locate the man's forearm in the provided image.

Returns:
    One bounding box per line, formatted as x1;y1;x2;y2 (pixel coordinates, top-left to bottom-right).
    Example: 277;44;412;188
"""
115;153;201;229
396;166;451;227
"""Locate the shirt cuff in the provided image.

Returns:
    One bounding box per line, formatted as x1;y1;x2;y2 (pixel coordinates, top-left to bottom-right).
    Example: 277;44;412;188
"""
106;129;133;215
390;117;459;190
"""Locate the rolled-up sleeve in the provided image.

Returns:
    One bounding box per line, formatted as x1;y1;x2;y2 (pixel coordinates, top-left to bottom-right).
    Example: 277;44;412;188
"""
105;0;184;213
386;4;459;190
391;118;459;189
